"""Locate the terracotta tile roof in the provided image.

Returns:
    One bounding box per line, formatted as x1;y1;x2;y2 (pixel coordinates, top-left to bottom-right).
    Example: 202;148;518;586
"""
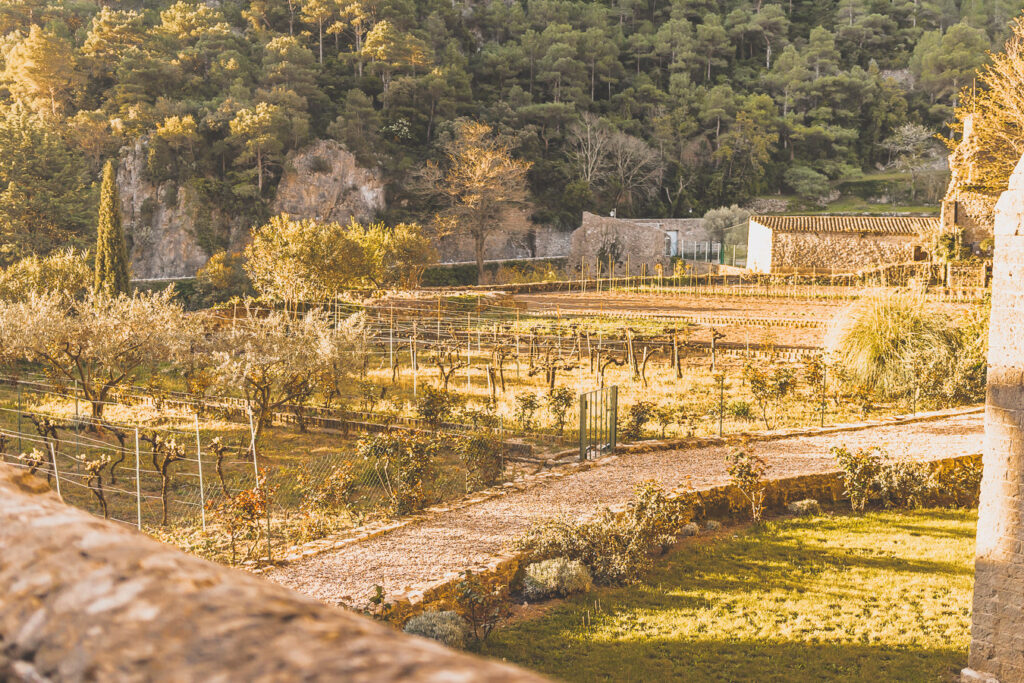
750;215;938;235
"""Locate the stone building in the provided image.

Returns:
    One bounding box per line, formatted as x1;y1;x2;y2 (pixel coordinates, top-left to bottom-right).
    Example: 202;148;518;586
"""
745;215;934;274
435;206;573;264
941;114;997;253
567;211;709;275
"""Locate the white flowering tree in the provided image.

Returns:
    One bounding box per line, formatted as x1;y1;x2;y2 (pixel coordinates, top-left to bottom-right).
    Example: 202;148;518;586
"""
0;289;187;419
211;306;335;445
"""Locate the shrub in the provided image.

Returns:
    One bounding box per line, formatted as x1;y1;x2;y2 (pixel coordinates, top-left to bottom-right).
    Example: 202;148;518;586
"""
831;445;884;513
936;459;983;508
546;387;575;435
787;499;821;516
455;570;508;642
728;400;754;420
416;385;455;428
726;449;768;522
521;558;593;601
403;611;469;649
622;401;655;440
357;431;438;515
514;392;541;431
516;482;691;585
743;363;797;429
308;155;333;174
458;430;504;491
876;460;934;509
653;403;684;437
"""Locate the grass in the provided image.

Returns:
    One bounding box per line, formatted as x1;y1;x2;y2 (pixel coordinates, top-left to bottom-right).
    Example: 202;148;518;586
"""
481;508;976;682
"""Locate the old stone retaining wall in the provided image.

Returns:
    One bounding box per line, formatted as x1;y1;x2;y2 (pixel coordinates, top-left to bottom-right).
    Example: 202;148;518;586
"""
568;212;671;276
0;466;544;682
383;451;981;626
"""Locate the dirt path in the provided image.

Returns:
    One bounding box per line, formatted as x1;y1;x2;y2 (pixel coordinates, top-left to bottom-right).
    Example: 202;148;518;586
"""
266;413;983;609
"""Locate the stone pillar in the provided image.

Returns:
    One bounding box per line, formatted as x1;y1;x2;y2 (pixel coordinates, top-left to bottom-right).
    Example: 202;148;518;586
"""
964;155;1024;683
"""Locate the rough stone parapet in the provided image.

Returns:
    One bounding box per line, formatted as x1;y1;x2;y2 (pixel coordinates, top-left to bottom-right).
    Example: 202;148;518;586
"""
964;152;1024;683
0;466;544;682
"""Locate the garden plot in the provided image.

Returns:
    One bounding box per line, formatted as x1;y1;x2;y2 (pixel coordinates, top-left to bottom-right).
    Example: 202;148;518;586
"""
266;411;982;611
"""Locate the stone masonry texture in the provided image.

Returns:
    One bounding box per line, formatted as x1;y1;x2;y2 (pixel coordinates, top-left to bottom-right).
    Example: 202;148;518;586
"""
0;465;545;682
964;153;1024;683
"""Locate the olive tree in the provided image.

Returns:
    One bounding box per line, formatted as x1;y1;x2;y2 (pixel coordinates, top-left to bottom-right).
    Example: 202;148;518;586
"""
244;214;367;306
0;290;187;419
211;306;334;445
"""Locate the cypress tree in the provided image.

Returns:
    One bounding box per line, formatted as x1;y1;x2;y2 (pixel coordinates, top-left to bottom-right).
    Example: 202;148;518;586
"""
94;159;130;296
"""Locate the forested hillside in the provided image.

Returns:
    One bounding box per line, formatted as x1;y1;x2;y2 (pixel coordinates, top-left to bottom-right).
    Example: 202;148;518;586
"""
0;0;1013;265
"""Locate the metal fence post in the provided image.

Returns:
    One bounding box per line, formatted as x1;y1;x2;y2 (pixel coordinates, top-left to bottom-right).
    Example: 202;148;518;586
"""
48;442;62;501
195;414;206;532
135;428;142;529
579;392;587;461
609;386;618;451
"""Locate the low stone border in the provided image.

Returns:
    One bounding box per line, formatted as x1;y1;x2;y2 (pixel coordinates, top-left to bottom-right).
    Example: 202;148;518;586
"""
382;451;981;625
271;405;982;569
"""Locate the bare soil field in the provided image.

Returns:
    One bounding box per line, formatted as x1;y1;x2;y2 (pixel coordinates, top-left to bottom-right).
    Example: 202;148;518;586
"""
512;292;978;349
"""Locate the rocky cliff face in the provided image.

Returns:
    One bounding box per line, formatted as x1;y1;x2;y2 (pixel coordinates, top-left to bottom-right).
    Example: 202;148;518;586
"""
271;139;385;224
119;139;387;279
118;140;226;279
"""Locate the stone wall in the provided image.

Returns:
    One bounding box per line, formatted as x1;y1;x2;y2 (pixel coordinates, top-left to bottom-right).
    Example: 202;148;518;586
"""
436;208;572;264
943;192;998;250
568;212;671;276
963;154;1024;683
771;231;917;273
0;465;544;682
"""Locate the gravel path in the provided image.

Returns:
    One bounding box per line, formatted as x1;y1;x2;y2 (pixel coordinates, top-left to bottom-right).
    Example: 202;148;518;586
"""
267;413;983;608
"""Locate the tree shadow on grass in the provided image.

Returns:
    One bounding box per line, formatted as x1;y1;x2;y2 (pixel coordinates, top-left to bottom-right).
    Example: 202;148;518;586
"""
482;633;965;683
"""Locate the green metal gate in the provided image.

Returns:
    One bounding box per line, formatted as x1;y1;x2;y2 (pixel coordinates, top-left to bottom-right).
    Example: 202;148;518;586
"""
579;386;617;461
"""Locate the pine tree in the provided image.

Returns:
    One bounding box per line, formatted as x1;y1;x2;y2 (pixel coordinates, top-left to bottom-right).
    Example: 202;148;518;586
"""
94;159;130;296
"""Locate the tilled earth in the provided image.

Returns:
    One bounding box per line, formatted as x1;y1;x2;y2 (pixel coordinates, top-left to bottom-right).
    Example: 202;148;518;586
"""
267;412;983;609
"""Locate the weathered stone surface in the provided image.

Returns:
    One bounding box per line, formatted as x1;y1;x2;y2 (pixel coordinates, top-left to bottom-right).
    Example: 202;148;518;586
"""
964;152;1024;683
119;139;249;279
271;139;385;225
0;466;544;682
771;231;917;271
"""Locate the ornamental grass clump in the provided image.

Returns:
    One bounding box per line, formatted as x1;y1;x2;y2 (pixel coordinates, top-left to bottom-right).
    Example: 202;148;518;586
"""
521;558;593;601
826;290;986;405
403;610;469;649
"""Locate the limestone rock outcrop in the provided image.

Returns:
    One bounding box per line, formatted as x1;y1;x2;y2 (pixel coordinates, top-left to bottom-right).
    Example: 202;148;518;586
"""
118;139;249;279
271;139;385;225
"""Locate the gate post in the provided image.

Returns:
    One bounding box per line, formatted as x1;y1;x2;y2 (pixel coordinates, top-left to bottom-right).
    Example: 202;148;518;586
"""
609;386;618;451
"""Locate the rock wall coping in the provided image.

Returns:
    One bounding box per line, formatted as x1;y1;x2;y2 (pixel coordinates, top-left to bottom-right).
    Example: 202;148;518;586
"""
0;466;545;682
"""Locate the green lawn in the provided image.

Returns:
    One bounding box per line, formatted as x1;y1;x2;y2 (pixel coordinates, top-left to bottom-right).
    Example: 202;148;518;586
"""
481;509;976;682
